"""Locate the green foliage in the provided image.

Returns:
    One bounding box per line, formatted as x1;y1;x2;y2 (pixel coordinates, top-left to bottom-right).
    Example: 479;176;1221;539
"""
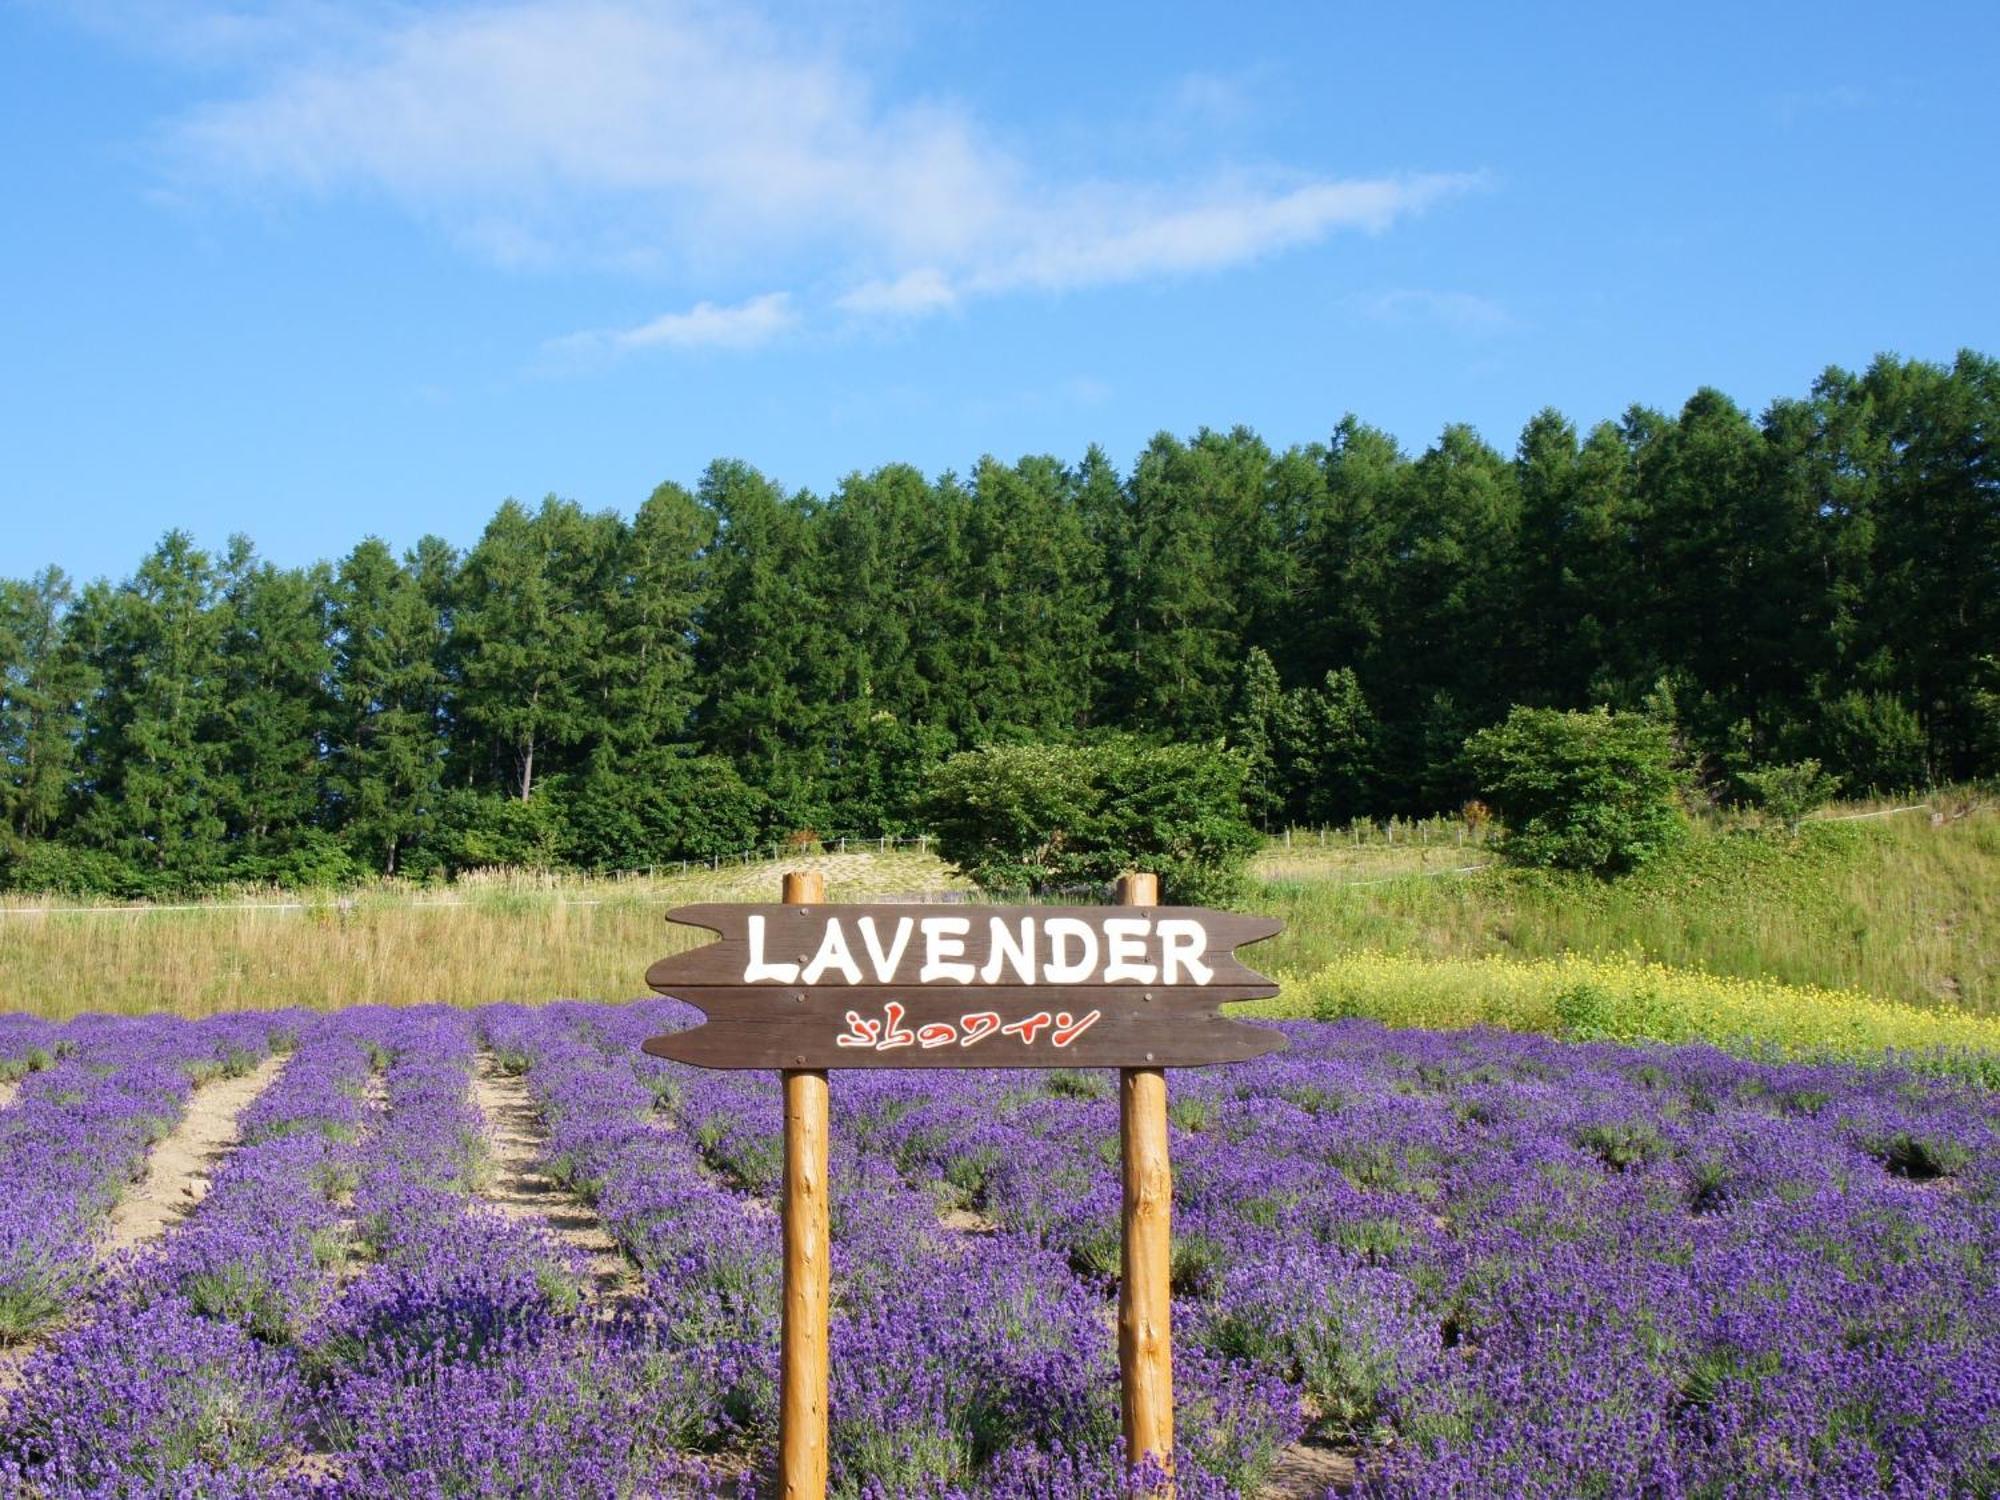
1229;649;1379;829
1739;759;1842;833
1812;691;1928;792
0;840;144;898
327;536;449;877
925;738;1260;902
1465;706;1686;875
0;568;93;842
452;497;622;802
69;533;233;891
431;790;564;872
4;350;2000;892
559;749;766;869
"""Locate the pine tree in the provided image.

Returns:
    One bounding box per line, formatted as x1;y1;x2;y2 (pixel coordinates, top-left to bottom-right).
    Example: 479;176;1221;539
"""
598;481;712;755
1115;429;1271;736
329;537;449;876
71;533;230;888
217;540;335;876
1303;417;1404;688
453;497;620;802
1228;647;1288;829
0;568;92;843
962;454;1107;738
1286;667;1379;826
694;460;837;829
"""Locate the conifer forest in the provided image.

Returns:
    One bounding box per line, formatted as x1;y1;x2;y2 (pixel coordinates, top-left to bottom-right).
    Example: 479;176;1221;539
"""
2;351;1995;894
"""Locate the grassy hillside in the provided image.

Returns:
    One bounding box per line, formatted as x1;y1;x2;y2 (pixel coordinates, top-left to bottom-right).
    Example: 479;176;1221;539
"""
0;806;1991;1047
1254;808;1996;1014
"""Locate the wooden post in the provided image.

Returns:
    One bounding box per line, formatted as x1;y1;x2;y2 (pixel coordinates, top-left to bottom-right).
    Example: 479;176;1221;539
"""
1117;870;1173;1484
779;869;830;1500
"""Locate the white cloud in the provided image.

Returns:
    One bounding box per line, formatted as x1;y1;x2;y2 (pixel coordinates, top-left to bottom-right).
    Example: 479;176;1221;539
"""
553;291;797;357
140;1;1481;337
980;175;1477;296
1352;289;1515;335
835;267;960;318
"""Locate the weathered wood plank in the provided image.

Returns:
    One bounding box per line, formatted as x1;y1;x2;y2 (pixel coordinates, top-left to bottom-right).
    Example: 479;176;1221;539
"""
643;1009;1285;1070
646;904;1280;992
644;983;1278;1017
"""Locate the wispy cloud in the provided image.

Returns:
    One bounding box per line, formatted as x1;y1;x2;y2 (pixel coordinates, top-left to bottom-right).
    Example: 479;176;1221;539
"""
549;291;797;359
131;1;1481;342
836;267;960;319
1351;289;1516;336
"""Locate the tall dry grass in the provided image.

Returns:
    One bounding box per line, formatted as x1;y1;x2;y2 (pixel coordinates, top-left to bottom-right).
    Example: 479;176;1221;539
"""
0;801;1991;1023
0;852;968;1019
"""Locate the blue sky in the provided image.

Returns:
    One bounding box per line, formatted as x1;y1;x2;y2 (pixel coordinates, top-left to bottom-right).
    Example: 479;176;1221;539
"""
4;1;1996;585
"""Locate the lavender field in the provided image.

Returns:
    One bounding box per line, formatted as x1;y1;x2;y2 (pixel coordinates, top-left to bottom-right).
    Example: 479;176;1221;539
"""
0;1001;1995;1498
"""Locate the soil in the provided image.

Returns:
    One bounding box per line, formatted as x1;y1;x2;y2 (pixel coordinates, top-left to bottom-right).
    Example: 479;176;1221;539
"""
938;1207;1000;1235
0;1079;18;1112
1258;1440;1359;1497
99;1053;289;1263
471;1052;633;1302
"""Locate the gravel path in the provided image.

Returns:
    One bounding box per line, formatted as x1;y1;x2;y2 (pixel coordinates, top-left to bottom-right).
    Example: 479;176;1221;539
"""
98;1054;289;1263
472;1052;632;1302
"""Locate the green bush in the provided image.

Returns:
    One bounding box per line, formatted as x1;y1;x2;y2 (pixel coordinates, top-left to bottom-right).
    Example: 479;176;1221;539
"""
1463;706;1686;875
1814;691;1928;792
925;737;1260;902
0;839;147;898
557;749;768;869
226;829;363;890
430;789;564;872
1739;758;1841;834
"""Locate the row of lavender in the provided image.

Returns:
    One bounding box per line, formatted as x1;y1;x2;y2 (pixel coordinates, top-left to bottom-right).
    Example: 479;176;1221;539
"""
2;1001;1996;1496
0;1009;288;1345
850;1024;2000;1495
424;1001;2000;1497
496;1000;1298;1496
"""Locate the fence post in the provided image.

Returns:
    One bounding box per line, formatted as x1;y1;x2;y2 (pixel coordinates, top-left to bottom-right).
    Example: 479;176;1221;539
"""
779;869;831;1499
1117;870;1173;1487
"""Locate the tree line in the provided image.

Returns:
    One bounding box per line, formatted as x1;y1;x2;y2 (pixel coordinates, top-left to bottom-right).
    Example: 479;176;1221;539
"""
1;349;1995;895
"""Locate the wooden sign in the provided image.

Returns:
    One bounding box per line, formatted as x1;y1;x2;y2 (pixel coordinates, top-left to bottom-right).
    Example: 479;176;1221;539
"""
642;902;1284;1070
643;873;1283;1498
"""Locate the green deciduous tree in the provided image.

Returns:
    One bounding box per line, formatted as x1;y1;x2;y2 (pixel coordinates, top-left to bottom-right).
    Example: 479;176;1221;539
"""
926;737;1260;902
1464;706;1686;875
1739;759;1841;834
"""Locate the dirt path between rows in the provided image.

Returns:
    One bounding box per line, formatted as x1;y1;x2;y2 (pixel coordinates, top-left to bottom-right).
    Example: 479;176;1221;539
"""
472;1053;633;1302
0;1079;18;1112
0;1055;288;1392
98;1053;288;1263
1259;1442;1358;1497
